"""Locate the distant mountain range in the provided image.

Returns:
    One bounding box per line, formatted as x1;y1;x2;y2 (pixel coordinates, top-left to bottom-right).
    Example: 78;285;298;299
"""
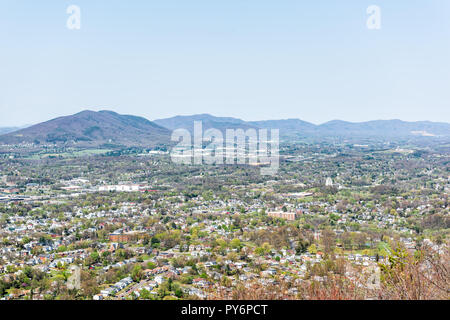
154;114;450;139
0;127;21;135
0;110;449;148
0;125;31;135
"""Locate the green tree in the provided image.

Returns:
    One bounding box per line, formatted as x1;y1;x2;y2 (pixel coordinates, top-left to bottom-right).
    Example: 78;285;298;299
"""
308;244;318;254
131;264;143;282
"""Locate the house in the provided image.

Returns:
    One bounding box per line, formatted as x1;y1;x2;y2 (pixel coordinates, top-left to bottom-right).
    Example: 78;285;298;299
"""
100;287;116;297
261;268;277;276
154;275;164;285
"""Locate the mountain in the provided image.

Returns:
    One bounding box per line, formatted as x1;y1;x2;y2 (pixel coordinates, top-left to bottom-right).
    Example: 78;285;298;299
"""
155;115;450;139
0;127;21;135
0;124;32;135
248;119;317;137
154;114;258;134
1;111;448;149
318;120;450;138
0;110;171;148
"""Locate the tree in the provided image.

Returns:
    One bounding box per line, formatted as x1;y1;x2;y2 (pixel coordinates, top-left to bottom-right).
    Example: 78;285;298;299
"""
175;288;183;298
140;288;152;300
321;229;336;255
341;232;353;250
230;238;241;249
81;270;99;297
296;238;309;254
131;265;143;282
151;237;160;248
88;251;100;265
379;244;450;300
308;244;318;254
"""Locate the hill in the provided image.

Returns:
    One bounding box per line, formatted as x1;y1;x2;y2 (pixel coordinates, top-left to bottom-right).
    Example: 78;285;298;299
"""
0;110;171;148
154;114;258;134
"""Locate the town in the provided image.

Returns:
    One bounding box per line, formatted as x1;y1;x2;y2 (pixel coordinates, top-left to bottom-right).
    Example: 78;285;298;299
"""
0;139;448;300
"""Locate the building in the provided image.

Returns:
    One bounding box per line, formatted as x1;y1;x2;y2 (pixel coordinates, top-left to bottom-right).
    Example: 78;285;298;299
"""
267;211;297;221
109;231;146;242
99;184;141;192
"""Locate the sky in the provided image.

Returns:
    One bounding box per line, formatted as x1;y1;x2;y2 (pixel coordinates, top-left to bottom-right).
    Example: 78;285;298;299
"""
0;0;449;126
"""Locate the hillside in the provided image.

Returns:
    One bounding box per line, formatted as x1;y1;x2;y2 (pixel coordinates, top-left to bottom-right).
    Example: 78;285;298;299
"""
0;110;171;148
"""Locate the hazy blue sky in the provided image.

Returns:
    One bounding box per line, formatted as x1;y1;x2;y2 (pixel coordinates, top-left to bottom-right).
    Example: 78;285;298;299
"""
1;0;449;126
